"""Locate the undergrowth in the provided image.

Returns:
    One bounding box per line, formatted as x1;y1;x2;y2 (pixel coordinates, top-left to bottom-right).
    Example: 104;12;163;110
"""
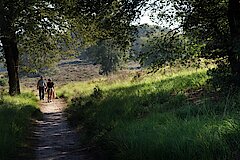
59;68;240;160
0;91;40;159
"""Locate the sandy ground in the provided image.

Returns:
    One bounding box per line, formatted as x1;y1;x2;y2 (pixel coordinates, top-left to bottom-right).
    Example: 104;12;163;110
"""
32;99;95;160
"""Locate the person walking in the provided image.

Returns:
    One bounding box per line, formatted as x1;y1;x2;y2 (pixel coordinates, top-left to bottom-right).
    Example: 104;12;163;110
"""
47;78;55;102
37;76;46;100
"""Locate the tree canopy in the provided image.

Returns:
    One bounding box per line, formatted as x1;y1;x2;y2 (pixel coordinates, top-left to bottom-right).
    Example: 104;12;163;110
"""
2;0;240;95
142;0;240;86
0;0;146;95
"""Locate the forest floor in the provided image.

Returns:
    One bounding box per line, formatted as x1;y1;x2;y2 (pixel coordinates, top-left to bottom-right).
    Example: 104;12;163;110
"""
31;98;95;160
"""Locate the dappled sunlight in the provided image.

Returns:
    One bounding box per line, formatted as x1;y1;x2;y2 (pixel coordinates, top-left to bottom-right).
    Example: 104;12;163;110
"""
0;92;39;159
32;99;95;160
2;92;38;108
59;67;240;159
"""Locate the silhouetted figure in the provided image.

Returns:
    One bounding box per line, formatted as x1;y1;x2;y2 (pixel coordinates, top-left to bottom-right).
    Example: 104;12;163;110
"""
47;78;55;102
37;76;46;100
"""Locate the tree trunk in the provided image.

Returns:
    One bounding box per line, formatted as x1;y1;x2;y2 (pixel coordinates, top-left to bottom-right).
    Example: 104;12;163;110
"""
228;0;240;77
1;34;20;96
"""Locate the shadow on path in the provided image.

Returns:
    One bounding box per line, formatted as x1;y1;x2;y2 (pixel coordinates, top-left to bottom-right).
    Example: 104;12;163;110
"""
32;99;94;160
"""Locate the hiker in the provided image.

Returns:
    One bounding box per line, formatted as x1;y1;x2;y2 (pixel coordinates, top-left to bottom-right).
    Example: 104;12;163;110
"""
37;76;46;100
47;78;55;102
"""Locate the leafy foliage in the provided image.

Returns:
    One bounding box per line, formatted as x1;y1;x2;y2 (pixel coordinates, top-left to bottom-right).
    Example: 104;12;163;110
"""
0;78;7;86
52;0;146;48
82;39;129;75
18;31;61;74
132;24;205;71
0;44;3;63
0;0;147;94
142;0;240;86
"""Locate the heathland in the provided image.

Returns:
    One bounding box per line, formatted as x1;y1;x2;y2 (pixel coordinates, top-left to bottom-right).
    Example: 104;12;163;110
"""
1;61;240;159
57;65;240;160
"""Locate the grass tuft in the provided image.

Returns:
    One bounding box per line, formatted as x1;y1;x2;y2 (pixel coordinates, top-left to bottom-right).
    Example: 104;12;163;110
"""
0;91;40;159
59;68;240;159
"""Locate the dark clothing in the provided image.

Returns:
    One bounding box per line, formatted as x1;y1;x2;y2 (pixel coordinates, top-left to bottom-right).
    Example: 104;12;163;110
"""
47;82;54;89
47;81;55;102
47;82;54;94
39;86;45;100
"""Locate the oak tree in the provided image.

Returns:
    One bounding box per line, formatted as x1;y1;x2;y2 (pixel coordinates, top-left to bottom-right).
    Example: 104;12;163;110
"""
0;0;145;95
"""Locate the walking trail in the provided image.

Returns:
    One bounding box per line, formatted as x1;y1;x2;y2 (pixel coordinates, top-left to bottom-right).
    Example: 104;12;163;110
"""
32;99;94;160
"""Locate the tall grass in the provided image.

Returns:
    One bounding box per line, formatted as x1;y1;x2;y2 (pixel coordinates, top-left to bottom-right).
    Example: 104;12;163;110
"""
59;68;240;159
0;91;40;159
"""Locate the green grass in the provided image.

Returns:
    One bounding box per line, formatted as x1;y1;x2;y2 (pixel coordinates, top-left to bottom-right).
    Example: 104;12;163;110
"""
0;91;40;159
59;68;240;159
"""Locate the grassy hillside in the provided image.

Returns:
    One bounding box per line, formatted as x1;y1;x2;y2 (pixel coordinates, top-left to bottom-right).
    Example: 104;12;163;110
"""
0;91;40;159
58;68;240;160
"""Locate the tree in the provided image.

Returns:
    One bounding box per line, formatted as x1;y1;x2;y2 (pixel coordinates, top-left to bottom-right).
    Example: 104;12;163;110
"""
18;29;76;74
83;39;128;75
228;0;240;77
0;0;145;95
146;0;240;84
0;0;70;95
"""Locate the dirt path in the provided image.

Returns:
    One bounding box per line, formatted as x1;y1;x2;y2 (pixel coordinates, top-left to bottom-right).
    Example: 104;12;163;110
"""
32;99;94;160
